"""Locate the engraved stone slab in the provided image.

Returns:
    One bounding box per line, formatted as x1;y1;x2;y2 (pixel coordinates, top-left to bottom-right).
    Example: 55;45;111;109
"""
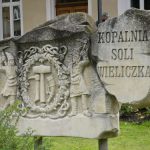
0;13;119;139
1;9;150;139
92;9;150;107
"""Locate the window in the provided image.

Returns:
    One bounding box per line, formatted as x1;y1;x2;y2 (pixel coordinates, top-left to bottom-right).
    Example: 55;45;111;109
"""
2;7;10;38
144;0;150;10
2;0;10;2
13;5;21;36
131;0;140;8
56;0;87;4
0;0;22;39
118;0;150;16
131;0;150;10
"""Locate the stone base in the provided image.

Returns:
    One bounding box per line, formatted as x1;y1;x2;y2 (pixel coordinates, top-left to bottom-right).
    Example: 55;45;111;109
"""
16;114;119;139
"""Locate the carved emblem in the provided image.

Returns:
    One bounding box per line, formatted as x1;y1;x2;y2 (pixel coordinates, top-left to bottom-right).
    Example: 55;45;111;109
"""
18;45;70;119
17;39;94;119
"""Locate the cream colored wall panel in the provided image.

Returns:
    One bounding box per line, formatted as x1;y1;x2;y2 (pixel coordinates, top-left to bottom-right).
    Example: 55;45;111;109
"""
23;0;46;33
102;0;118;17
90;0;118;22
90;0;98;21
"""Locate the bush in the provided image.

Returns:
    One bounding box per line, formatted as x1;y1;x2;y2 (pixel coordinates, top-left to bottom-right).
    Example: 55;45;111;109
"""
120;104;136;116
120;104;150;122
0;102;34;150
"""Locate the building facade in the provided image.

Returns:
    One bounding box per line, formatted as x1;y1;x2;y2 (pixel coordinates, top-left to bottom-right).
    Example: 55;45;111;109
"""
0;0;149;40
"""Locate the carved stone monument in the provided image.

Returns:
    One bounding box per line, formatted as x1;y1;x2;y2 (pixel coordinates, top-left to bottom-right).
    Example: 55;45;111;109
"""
0;9;149;141
15;13;120;138
92;8;150;108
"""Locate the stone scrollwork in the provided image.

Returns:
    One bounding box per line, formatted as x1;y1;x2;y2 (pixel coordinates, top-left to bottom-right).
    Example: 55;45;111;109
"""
18;44;70;119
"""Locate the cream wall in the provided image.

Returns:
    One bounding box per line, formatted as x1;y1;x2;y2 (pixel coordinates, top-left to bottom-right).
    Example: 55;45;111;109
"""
88;0;98;21
22;0;46;33
90;0;118;21
102;0;118;18
118;0;130;15
22;0;118;34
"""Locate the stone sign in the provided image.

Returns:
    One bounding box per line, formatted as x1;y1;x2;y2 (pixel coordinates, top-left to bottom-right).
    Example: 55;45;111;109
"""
0;13;119;139
92;8;150;108
0;9;149;140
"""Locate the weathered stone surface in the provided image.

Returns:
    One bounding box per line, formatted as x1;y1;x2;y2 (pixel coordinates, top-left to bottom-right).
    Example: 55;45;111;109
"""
17;13;96;43
0;13;119;139
0;41;18;109
92;8;150;108
1;9;150;139
17;114;119;139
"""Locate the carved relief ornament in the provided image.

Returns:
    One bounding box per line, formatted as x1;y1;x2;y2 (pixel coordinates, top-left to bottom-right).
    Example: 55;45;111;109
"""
18;44;70;119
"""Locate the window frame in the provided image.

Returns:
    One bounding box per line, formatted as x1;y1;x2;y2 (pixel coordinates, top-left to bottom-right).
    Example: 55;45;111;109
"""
118;0;149;16
0;0;23;40
131;0;145;9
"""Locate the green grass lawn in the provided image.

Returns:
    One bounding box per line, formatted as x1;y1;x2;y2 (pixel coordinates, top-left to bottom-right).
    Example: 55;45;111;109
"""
1;121;150;150
42;121;150;150
109;121;150;150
